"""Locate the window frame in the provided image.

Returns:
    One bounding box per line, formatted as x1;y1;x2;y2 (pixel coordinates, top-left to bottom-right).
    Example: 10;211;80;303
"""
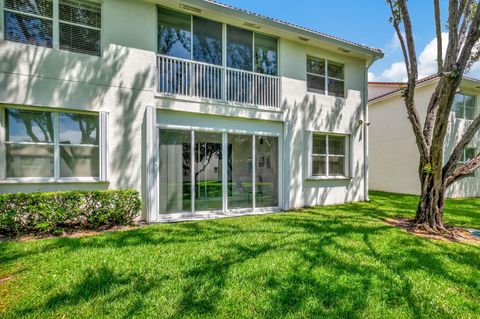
454;93;476;120
2;0;54;47
307;131;350;179
0;105;108;183
156;125;282;214
459;147;477;163
306;56;345;98
1;0;103;56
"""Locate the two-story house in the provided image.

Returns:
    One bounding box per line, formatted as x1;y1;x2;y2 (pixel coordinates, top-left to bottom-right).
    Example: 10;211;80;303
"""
0;0;383;221
369;75;480;198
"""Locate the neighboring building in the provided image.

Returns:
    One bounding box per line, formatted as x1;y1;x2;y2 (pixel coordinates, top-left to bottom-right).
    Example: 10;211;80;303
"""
0;0;382;221
369;75;480;198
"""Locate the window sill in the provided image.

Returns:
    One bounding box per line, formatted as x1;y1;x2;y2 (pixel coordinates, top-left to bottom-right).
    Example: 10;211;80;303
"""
0;178;109;185
306;91;346;100
306;176;352;181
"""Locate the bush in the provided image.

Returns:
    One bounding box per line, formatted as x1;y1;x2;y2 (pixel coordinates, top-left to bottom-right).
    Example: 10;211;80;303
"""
0;190;142;238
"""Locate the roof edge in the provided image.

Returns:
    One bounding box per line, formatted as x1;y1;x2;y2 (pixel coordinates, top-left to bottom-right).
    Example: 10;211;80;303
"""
187;0;384;58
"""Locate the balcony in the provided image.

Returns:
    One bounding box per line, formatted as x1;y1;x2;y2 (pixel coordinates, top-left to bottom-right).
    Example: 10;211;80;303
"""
156;55;281;109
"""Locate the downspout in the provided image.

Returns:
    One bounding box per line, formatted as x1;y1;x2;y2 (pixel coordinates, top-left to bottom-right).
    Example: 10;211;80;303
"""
363;57;380;202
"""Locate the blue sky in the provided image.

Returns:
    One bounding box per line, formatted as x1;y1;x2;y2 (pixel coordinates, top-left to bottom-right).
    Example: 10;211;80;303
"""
219;0;470;81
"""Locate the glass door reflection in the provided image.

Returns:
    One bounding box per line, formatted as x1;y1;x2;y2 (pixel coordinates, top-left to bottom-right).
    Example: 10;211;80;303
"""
194;132;223;211
255;136;278;207
227;134;253;209
158;129;192;213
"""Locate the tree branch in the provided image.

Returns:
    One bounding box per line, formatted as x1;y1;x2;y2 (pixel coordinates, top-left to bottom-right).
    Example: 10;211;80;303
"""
398;0;419;81
434;0;444;73
458;3;480;70
392;0;430;161
457;0;474;55
443;112;480;175
446;152;480;186
388;0;411;75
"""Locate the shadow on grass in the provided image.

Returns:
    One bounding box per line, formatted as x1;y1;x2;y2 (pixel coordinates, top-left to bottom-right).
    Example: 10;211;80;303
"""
2;192;480;318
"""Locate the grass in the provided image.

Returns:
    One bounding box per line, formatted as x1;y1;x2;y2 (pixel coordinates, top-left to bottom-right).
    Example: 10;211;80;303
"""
1;191;479;319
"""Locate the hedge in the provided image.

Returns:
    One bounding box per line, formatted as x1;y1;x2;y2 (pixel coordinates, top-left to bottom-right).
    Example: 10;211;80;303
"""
0;190;142;238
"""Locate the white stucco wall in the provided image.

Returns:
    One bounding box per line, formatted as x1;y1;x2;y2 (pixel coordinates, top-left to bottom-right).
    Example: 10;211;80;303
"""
0;0;374;219
280;39;367;207
369;80;480;197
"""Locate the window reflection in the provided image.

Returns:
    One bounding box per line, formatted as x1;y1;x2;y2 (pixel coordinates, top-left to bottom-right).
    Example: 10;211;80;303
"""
6;109;54;143
192;16;222;65
255;136;278;207
255;34;278;75
158;129;192;213
59;113;98;145
228;134;253;209
4;107;100;179
158;7;192;59
4;0;53;48
227;26;253;71
195;132;223;211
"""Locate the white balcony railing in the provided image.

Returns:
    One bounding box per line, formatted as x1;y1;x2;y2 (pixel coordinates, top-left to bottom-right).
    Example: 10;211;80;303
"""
157;55;280;108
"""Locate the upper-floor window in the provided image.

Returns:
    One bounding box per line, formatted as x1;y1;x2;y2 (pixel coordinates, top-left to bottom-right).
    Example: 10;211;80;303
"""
2;107;106;180
307;56;345;98
3;0;102;56
454;93;475;120
157;6;278;75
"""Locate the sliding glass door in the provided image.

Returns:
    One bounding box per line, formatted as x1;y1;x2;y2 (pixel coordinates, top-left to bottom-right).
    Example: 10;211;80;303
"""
158;129;279;214
194;132;223;211
255;136;278;207
158;129;192;213
227;134;253;209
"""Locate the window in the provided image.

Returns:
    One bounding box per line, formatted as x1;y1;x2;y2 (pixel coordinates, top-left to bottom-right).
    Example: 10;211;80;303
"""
192;16;222;65
157;7;191;59
59;0;102;56
307;57;345;98
4;0;54;48
3;0;102;56
157;6;278;75
227;25;253;71
309;133;349;178
460;147;477;163
2;107;105;180
254;33;278;76
454;93;475;120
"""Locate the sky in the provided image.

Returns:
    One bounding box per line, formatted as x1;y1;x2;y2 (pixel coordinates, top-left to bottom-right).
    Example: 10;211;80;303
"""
219;0;480;81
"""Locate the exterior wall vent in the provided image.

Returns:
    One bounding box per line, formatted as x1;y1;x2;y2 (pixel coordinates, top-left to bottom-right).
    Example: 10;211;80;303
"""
179;3;202;13
243;22;261;29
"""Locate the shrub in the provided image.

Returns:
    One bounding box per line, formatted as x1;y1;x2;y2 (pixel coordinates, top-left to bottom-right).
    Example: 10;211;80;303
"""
0;190;142;238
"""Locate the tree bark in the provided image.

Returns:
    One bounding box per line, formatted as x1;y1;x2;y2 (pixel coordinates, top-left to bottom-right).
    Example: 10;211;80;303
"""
415;169;447;232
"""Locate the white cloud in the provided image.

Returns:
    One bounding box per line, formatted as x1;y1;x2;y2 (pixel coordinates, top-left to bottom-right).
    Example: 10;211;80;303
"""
385;32;403;53
368;72;376;81
417;32;448;78
378;62;408;82
372;32;450;82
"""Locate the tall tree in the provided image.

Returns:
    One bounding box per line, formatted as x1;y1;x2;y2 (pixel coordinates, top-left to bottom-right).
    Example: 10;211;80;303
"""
387;0;480;232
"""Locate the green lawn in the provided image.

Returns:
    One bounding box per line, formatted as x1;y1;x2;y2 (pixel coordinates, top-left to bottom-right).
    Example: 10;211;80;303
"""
1;192;479;318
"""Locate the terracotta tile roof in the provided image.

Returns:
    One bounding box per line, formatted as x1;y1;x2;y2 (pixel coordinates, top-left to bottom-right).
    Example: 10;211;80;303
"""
202;0;383;55
368;74;440;102
369;81;407;86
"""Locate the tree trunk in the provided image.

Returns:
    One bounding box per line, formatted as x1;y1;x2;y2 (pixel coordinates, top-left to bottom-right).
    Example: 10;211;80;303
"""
415;170;448;232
